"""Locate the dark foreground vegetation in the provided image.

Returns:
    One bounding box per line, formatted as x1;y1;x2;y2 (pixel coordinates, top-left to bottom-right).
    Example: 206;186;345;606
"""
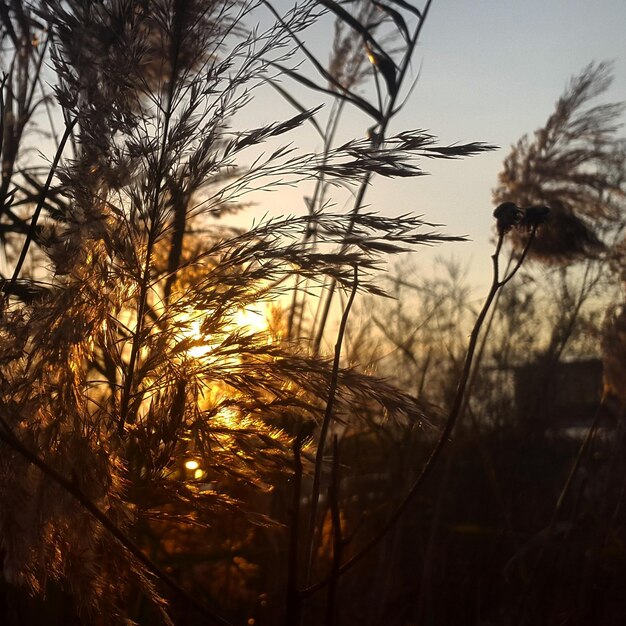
0;1;624;625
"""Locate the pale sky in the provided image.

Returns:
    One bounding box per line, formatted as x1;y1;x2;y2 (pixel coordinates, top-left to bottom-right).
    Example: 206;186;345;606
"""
246;0;626;291
391;0;626;286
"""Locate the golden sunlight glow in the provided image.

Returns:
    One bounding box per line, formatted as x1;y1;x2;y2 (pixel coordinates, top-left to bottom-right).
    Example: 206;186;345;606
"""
184;459;200;471
179;304;269;360
215;406;240;430
187;318;212;358
193;468;205;480
234;306;268;334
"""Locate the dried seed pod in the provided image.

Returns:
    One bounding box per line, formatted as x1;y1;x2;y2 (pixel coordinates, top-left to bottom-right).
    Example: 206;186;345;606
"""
493;202;523;234
521;205;550;229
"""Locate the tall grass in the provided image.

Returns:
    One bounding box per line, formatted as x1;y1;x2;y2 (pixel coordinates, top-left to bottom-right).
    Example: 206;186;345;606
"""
0;1;495;624
5;4;619;626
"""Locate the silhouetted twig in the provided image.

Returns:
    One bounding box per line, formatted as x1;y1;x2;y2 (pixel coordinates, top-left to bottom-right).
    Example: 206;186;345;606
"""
302;224;539;597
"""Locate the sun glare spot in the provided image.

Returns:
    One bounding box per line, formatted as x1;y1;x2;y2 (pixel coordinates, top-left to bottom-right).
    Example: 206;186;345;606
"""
179;304;269;360
234;307;267;334
186;318;213;358
184;459;200;471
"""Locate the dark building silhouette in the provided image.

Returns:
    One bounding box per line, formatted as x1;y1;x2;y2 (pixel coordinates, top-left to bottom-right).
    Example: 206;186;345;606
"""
514;358;614;429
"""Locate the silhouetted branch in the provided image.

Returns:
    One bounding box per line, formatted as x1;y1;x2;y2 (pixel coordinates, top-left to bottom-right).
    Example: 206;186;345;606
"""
302;222;539;597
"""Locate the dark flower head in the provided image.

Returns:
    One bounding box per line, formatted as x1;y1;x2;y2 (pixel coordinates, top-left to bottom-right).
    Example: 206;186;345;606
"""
493;202;523;234
521;205;550;229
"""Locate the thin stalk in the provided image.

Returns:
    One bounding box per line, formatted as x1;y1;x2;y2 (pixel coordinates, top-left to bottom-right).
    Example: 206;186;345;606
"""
302;227;537;597
457;255;513;418
304;266;359;583
288;99;346;338
118;6;185;433
23;32;50;120
1;31;53;228
414;453;453;624
284;432;304;626
548;260;602;364
37;71;59;146
0;415;232;626
325;436;343;626
526;260;602;423
554;393;606;517
312;0;434;354
1;117;77;308
0;73;7;167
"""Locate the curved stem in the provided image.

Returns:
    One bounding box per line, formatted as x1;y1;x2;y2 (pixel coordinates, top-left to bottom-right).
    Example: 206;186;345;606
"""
302;228;537;597
288;98;346;339
304;266;358;583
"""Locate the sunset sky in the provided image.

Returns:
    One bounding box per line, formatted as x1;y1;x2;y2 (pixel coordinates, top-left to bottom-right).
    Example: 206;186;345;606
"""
396;0;626;285
254;0;626;291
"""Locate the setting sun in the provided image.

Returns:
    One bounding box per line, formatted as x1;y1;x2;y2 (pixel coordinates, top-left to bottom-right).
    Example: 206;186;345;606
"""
181;305;269;360
3;0;624;624
233;306;267;334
